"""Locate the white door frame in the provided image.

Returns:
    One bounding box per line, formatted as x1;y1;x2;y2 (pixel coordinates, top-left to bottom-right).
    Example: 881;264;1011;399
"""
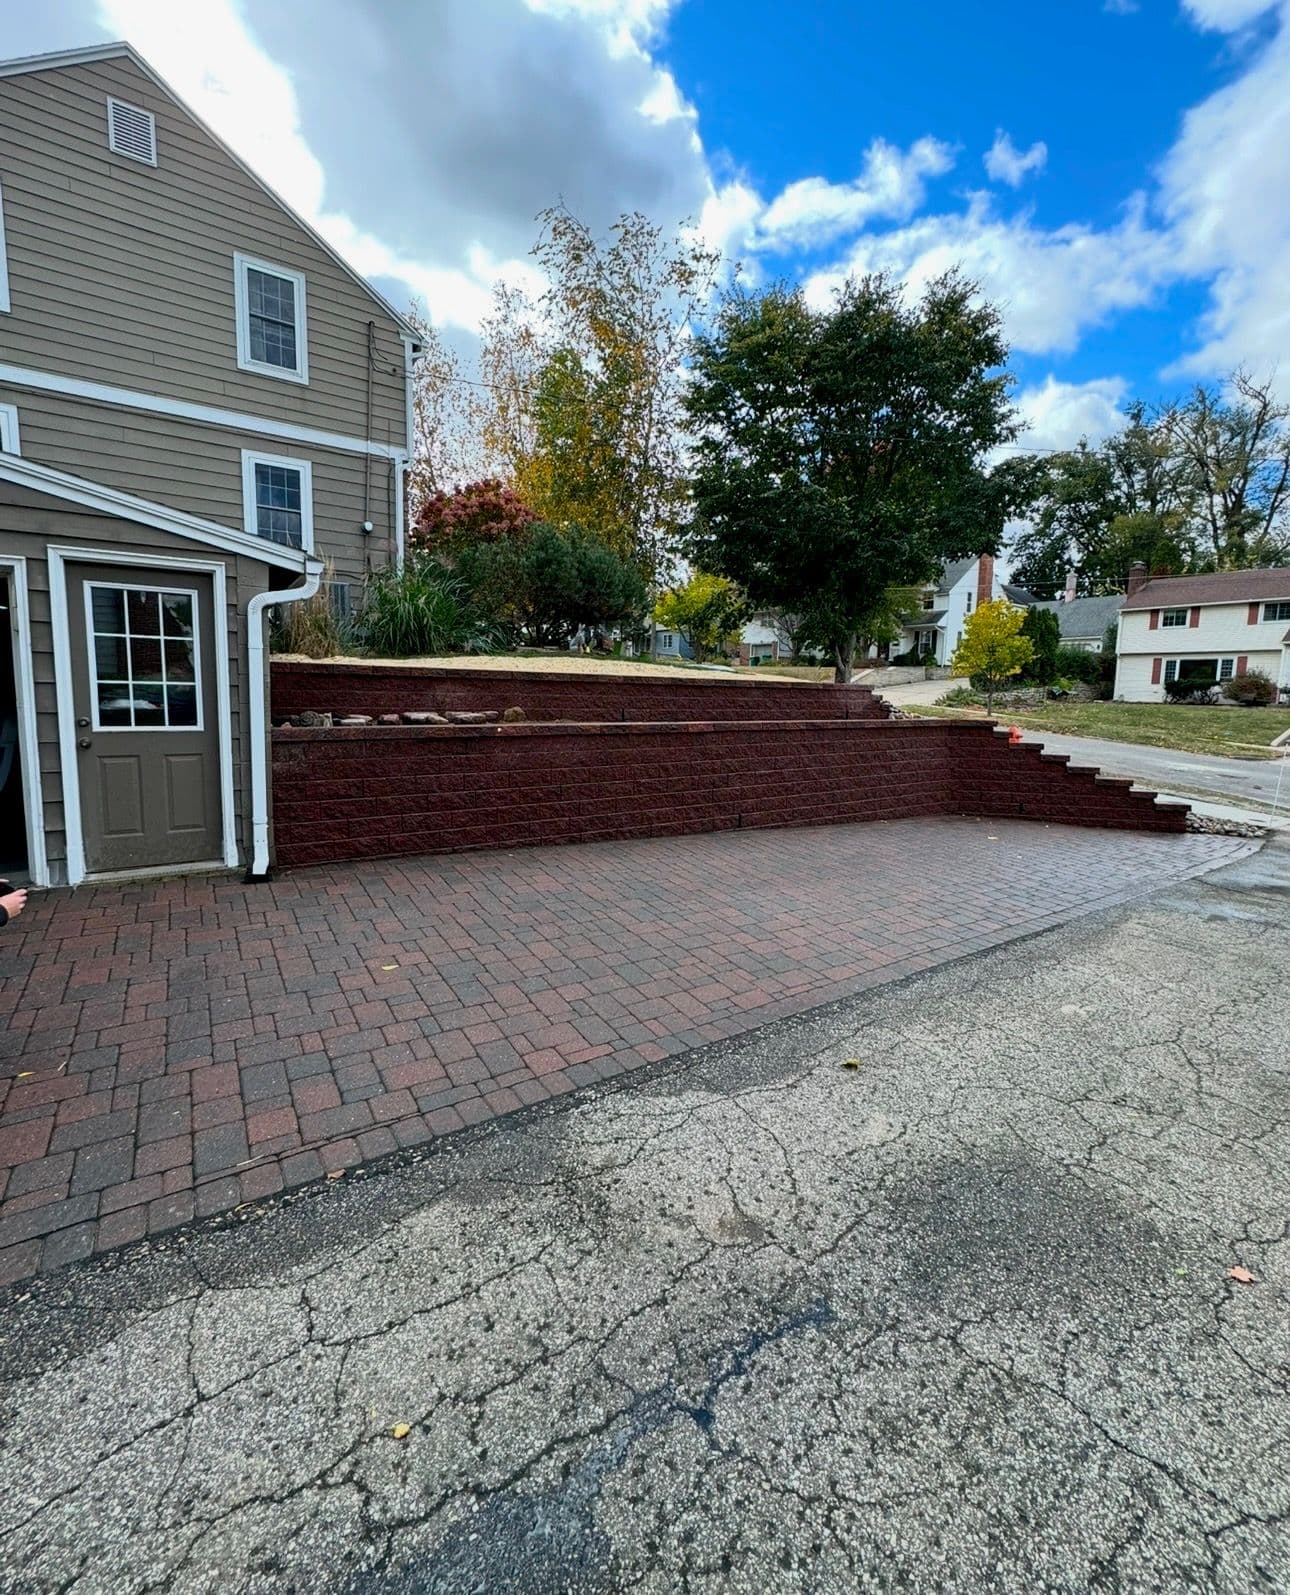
0;554;49;886
48;546;238;885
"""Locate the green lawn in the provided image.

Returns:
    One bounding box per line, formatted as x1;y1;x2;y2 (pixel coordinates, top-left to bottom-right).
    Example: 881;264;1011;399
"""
907;700;1290;760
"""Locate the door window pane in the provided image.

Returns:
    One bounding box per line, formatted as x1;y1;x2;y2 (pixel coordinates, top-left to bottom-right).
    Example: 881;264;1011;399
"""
87;584;202;730
94;634;128;678
166;684;199;726
164;639;195;680
126;589;160;633
91;587;125;632
129;636;164;682
161;594;194;636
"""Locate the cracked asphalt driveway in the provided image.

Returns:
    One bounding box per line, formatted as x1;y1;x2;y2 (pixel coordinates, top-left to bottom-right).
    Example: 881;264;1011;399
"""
0;838;1287;1594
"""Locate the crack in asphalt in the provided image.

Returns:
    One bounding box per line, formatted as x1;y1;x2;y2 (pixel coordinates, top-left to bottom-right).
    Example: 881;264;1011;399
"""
0;839;1287;1594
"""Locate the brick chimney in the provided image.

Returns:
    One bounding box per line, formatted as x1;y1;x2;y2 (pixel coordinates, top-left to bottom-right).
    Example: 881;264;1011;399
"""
976;553;995;608
1126;561;1148;600
1064;567;1078;603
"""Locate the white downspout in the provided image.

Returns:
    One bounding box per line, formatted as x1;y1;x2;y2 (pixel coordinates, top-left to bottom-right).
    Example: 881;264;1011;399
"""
245;557;323;880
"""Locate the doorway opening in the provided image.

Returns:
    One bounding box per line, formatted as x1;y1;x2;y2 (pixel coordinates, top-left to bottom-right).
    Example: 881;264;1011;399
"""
0;574;29;878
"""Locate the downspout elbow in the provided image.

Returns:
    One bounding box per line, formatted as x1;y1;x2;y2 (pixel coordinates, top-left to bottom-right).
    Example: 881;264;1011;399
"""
245;559;324;882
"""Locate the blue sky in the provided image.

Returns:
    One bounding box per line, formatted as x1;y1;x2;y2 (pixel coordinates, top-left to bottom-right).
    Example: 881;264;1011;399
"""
7;0;1290;452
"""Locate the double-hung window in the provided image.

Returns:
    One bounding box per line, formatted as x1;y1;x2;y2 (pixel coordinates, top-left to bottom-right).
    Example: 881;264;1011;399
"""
241;451;314;551
1161;608;1189;628
1263;600;1290;622
0;403;19;454
233;253;308;383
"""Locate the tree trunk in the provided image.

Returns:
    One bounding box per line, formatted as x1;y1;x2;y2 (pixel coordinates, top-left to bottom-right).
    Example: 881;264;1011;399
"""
833;633;856;685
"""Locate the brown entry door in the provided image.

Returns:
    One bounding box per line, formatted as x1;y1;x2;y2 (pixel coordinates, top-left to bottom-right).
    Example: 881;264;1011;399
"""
67;564;223;873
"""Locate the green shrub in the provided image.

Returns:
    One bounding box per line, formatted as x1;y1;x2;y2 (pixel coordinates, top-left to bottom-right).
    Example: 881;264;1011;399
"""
1053;646;1103;685
1163;677;1218;705
937;685;981;706
1224;669;1276;706
354;555;495;657
1020;607;1061;685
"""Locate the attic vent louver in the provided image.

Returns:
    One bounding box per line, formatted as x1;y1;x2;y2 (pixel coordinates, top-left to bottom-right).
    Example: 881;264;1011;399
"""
107;97;156;165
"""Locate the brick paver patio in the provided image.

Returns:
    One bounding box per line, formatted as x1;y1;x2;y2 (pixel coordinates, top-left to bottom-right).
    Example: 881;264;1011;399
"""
0;817;1255;1284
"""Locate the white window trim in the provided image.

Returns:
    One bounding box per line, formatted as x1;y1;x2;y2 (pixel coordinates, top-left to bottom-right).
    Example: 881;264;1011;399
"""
106;96;157;166
241;448;315;553
0;178;10;313
1263;601;1290;623
0;402;19;454
233;252;309;385
83;581;204;733
1161;608;1189;628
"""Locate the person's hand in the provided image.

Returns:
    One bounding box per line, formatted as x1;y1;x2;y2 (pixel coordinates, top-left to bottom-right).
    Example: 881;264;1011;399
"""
1;888;27;923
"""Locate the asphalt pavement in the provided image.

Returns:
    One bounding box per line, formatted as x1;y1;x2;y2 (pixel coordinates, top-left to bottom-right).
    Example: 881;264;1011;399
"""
1015;727;1290;812
0;837;1286;1594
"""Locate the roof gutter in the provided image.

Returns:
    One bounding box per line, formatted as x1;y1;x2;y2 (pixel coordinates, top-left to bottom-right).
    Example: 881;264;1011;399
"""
245;558;324;881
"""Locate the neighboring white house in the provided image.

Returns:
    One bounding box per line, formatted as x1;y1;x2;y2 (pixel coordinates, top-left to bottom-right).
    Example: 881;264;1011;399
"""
884;556;1001;667
1114;564;1290;701
737;613;786;664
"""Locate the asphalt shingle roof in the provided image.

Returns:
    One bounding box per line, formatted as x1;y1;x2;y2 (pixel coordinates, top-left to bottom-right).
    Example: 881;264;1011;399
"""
1031;594;1124;641
1124;567;1290;611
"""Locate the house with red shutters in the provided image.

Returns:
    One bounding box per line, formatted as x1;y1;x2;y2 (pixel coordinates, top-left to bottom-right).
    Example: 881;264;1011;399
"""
1113;562;1290;701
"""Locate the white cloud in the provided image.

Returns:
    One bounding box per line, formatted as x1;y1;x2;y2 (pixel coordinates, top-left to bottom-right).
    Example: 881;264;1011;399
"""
98;0;717;337
802;193;1171;356
983;130;1048;188
756;137;955;250
1103;0;1139;15
1013;375;1129;452
1180;0;1275;29
1158;1;1290;375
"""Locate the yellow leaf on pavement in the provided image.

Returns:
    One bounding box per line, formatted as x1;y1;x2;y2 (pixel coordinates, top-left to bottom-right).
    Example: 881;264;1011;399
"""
391;1423;411;1440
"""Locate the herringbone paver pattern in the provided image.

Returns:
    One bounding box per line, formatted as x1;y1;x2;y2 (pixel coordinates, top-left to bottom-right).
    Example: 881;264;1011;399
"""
0;818;1253;1283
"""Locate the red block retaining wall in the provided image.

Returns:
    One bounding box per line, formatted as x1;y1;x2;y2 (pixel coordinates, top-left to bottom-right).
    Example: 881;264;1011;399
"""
271;661;890;723
270;718;1187;869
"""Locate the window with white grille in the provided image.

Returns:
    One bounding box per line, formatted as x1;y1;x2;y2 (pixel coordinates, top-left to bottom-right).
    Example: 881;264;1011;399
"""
233;254;309;383
106;97;157;165
241;450;314;551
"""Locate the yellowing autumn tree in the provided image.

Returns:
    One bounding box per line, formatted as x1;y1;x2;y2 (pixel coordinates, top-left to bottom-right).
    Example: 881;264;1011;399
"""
654;573;748;661
950;599;1033;711
478;207;721;580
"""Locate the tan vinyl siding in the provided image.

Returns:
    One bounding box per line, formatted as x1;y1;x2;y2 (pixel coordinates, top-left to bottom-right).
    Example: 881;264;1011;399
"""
0;55;408;448
2;388;397;583
0;481;277;882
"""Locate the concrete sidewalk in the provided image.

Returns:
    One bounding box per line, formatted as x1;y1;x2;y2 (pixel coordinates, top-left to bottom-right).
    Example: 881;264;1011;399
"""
0;838;1284;1593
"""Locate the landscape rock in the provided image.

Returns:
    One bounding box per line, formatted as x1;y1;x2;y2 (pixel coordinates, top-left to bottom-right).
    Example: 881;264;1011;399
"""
445;710;499;724
501;706;527;723
290;711;332;728
377;714;402;726
401;711;449;725
1186;813;1267;838
336;715;373;726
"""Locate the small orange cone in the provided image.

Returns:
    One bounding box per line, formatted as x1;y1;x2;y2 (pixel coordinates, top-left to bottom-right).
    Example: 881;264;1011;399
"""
1008;724;1023;746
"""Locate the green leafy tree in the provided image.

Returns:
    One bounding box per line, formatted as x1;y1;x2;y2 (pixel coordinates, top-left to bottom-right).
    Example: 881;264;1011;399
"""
1159;371;1290;568
951;599;1033;711
1020;605;1061;685
654;573;749;661
684;273;1026;682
